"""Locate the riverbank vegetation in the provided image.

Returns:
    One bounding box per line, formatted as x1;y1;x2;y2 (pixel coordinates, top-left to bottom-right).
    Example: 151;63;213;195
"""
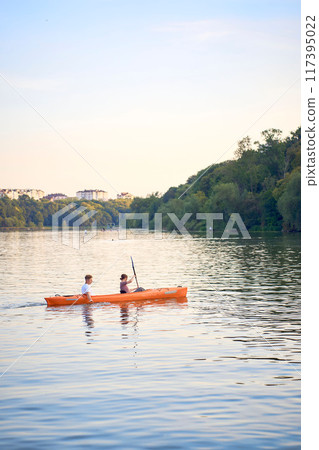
0;127;300;232
130;127;301;232
0;197;131;229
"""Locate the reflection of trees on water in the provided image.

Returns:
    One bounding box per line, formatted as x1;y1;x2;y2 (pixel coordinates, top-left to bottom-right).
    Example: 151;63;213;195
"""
192;235;300;299
189;236;300;357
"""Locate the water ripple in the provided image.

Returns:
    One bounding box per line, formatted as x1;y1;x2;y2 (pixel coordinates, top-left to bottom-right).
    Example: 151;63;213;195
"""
0;231;300;448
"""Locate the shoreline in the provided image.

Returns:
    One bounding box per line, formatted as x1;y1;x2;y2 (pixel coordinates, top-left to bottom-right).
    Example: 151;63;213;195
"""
0;227;301;234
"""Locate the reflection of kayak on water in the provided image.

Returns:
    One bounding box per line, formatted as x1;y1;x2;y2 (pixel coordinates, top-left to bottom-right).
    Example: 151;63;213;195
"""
45;286;188;307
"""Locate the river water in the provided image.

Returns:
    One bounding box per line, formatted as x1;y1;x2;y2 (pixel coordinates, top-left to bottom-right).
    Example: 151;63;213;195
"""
0;231;300;449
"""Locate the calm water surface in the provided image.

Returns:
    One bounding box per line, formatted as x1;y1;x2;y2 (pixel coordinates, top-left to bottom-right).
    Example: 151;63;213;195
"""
0;231;300;449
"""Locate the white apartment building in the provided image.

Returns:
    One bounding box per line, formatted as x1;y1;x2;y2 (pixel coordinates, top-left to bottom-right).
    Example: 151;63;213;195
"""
0;189;45;200
76;189;108;201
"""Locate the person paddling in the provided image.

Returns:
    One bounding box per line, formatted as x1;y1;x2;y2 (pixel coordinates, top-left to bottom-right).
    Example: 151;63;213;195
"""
82;274;94;302
120;274;136;294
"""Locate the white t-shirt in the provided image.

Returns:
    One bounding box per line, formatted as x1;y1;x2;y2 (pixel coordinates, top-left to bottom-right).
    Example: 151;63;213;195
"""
81;283;92;295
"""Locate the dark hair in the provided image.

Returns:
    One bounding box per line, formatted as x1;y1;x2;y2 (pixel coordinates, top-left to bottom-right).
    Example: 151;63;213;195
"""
120;274;128;281
85;274;93;281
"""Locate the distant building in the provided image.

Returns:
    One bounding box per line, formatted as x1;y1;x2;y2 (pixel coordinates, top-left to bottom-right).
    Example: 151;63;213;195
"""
0;189;45;200
117;192;134;200
44;193;68;201
76;189;108;201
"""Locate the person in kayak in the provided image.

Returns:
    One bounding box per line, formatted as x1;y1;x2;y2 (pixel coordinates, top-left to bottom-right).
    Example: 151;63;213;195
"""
82;274;93;302
120;274;136;294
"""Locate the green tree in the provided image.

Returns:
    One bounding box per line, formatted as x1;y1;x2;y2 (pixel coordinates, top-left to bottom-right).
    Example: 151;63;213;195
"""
208;182;241;215
34;211;44;227
277;172;301;231
234;136;253;159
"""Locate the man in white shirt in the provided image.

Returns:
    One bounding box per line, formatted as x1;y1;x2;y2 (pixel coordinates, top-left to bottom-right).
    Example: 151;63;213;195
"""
81;274;93;302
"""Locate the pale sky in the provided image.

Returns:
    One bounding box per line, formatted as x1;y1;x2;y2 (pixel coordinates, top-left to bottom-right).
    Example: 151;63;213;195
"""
0;0;300;198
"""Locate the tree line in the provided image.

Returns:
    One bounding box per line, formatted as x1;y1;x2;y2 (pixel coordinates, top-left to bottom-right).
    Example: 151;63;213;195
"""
130;127;301;233
0;127;300;232
0;196;131;228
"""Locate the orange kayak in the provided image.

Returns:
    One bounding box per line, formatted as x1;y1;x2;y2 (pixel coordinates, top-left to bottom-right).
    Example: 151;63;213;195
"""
45;286;188;307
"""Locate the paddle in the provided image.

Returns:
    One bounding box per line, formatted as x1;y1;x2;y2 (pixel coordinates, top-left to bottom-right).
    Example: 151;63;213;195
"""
130;256;140;289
